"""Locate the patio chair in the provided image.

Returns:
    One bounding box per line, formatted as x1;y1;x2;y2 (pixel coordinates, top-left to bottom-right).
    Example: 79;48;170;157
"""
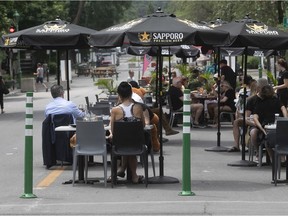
166;94;183;127
111;121;148;187
273;119;288;186
72;120;107;187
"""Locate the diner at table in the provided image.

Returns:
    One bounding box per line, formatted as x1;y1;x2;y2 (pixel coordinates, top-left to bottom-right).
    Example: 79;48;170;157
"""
252;84;287;161
168;76;204;127
207;80;236;127
107;81;149;184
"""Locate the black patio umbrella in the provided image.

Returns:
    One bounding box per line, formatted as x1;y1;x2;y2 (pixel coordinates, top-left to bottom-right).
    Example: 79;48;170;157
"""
89;8;230;184
1;18;95;100
212;16;288;166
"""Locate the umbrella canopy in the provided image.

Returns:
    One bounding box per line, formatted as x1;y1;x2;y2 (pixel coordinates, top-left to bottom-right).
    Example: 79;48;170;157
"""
214;15;288;50
88;8;230;47
1;18;96;100
127;45;200;58
1;18;95;49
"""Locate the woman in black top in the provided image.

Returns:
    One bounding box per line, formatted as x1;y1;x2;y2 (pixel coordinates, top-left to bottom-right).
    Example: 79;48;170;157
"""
274;58;288;107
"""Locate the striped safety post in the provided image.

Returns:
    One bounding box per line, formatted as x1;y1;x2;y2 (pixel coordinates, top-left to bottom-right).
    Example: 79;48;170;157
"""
179;89;195;196
20;92;37;198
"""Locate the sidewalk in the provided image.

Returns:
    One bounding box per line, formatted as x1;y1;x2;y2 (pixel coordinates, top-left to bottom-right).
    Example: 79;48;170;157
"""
0;56;287;215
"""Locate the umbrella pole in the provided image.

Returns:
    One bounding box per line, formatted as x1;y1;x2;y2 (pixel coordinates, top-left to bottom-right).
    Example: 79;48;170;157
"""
57;50;60;85
228;47;257;166
168;46;172;86
66;50;70;101
205;47;228;152
149;46;179;184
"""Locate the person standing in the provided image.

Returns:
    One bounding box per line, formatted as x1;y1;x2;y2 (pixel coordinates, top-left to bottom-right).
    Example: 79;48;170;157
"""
0;76;6;114
34;63;48;92
273;58;288;107
127;70;135;82
220;59;237;91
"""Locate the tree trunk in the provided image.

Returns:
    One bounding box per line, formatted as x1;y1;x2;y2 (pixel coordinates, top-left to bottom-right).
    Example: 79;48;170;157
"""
277;0;284;24
72;1;85;24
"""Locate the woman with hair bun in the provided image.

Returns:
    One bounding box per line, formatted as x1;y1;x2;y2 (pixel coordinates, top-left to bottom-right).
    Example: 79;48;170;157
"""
273;58;288;107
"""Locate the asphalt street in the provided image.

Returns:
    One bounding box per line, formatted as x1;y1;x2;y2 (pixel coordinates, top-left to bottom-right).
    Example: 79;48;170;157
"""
0;55;288;216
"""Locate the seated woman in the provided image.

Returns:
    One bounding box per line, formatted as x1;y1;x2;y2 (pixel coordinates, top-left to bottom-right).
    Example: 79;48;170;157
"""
252;85;287;161
109;81;146;183
207;81;236;126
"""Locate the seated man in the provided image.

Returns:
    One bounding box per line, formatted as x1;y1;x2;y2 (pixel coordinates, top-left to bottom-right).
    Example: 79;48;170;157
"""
168;77;204;127
207;81;236;127
45;84;85;121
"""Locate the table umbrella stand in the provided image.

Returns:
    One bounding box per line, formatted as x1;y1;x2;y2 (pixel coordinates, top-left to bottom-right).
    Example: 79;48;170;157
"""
149;47;179;184
228;48;257;167
205;48;228;152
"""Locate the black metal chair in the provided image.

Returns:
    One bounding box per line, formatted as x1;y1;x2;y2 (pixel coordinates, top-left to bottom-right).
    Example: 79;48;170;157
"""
273;119;288;186
111;121;148;187
166;94;183;127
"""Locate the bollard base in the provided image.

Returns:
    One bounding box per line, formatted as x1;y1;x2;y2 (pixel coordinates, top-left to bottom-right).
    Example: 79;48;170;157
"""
179;191;195;196
20;193;37;199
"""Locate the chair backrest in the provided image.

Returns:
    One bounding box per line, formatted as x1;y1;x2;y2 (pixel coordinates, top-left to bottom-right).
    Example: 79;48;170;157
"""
90;103;110;115
276;119;288;150
108;95;119;106
166;93;175;112
76;120;106;153
112;121;146;154
85;96;90;110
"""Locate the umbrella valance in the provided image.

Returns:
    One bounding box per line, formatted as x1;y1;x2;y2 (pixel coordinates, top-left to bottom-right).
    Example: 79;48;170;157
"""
89;8;230;47
127;45;200;58
220;47;278;57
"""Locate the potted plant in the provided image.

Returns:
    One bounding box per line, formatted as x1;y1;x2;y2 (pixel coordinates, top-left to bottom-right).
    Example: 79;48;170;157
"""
94;78;117;95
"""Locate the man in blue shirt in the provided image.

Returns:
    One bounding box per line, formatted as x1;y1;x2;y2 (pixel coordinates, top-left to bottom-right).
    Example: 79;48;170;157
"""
45;85;85;121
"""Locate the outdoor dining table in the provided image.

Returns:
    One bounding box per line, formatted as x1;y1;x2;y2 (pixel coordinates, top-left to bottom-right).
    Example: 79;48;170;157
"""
55;120;110;184
191;91;217;124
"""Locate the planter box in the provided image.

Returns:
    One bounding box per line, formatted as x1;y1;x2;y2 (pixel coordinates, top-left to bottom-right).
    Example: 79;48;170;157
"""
21;78;35;92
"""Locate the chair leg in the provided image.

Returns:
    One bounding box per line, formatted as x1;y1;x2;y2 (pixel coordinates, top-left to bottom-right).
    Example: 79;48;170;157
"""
144;152;148;188
111;154;117;188
84;155;88;184
150;150;156;177
72;152;78;187
275;152;278;186
103;154;107;188
258;144;263;167
169;113;174;127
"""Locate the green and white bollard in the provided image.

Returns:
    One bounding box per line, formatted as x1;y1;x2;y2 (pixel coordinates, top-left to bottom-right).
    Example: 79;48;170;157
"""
179;89;195;196
20;92;37;198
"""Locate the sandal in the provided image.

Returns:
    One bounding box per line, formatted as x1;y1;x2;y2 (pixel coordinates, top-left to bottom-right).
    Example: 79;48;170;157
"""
132;175;144;184
227;146;240;152
117;171;125;178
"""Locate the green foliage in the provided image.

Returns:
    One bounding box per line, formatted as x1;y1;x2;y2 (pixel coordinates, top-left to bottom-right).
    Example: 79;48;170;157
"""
94;78;117;94
48;62;57;75
200;72;214;92
175;64;191;78
265;70;277;86
247;57;259;69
